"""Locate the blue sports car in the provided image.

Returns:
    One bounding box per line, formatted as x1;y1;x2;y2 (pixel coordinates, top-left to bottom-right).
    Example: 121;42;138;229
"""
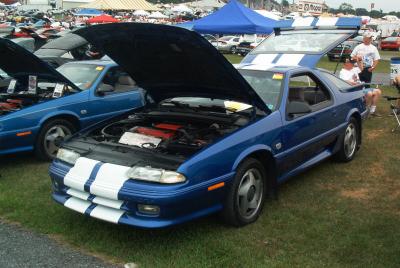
0;39;143;159
50;18;367;228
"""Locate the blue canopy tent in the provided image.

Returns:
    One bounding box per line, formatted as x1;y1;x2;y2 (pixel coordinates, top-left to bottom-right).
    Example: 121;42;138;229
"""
74;9;103;17
179;0;276;34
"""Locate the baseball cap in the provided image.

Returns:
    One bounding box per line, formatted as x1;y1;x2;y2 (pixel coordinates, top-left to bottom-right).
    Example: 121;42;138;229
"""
363;31;373;38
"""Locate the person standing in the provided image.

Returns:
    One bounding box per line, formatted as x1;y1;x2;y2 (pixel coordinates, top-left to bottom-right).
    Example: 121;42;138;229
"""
351;31;381;116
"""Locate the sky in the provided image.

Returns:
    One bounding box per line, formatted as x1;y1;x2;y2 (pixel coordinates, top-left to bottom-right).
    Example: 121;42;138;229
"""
323;0;398;13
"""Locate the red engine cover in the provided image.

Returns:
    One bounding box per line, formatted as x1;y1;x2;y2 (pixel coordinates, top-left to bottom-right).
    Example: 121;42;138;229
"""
135;127;175;139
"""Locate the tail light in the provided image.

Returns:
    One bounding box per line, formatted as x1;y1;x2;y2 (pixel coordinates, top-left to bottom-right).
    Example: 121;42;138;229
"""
250;45;256;49
344;49;352;54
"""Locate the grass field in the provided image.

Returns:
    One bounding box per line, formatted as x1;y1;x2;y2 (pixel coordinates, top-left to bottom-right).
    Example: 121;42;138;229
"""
0;56;400;267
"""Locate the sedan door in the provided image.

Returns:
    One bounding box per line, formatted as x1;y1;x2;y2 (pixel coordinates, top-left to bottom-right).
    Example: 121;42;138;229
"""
277;71;339;176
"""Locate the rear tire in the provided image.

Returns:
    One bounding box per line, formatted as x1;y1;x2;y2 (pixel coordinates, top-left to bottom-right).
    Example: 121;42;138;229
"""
334;117;360;162
35;119;77;161
221;158;267;227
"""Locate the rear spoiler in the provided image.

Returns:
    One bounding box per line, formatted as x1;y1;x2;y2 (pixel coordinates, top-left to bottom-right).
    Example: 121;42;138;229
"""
274;17;362;35
339;84;366;93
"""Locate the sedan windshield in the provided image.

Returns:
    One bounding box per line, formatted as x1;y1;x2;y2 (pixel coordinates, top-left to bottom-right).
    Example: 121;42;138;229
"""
56;63;104;90
0;68;8;79
238;70;283;111
253;31;349;54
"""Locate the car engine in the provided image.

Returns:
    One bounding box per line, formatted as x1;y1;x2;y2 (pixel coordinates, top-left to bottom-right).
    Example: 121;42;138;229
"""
92;110;247;157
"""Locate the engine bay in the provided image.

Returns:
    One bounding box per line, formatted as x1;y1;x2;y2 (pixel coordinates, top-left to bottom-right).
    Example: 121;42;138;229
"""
0;80;72;116
89;109;250;157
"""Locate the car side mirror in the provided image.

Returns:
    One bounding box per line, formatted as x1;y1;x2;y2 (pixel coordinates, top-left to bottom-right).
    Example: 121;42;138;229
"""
287;101;312;116
97;84;114;96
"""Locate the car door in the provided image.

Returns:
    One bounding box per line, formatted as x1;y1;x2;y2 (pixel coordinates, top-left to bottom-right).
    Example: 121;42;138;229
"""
88;66;143;124
278;71;338;174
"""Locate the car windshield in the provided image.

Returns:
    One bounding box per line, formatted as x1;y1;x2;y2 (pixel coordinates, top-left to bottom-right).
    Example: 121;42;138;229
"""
220;36;234;41
0;68;8;78
384;37;398;41
56;63;104;90
238;70;283;111
253;31;349;54
164;97;253;113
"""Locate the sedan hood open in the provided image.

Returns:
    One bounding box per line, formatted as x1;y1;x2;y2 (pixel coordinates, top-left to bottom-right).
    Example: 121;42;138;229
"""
74;23;269;112
0;38;79;89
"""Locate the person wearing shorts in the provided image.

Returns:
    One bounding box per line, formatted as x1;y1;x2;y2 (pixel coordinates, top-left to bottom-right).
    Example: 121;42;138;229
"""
351;31;381;116
339;58;381;115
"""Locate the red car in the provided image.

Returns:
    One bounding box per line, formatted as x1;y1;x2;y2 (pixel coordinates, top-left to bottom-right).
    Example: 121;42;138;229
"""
381;37;400;51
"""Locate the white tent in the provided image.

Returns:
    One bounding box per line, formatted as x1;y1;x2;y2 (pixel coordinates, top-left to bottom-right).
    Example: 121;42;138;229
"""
171;4;193;13
148;11;168;19
186;0;225;9
255;10;281;21
133;9;150;16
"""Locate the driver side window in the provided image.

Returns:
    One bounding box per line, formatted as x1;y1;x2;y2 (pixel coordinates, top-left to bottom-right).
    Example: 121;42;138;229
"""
287;73;332;118
97;67;137;95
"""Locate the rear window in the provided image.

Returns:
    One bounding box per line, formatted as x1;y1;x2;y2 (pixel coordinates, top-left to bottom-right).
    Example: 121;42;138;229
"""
319;71;352;90
253;30;349;54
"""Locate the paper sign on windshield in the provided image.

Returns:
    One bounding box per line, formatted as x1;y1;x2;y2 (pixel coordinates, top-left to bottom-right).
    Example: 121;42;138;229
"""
28;75;37;94
7;79;17;94
53;83;65;98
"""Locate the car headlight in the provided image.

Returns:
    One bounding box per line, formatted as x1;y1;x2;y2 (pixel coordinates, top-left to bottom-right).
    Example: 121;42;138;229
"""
126;166;186;184
56;148;80;165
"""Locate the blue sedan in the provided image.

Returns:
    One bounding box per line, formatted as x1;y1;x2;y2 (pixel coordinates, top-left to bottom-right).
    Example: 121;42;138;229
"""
0;39;143;159
50;19;367;228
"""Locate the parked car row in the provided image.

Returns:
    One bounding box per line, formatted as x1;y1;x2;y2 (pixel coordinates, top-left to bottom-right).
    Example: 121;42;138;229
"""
2;18;367;229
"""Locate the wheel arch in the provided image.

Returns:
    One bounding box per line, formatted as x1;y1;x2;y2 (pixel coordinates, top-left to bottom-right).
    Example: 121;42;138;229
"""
39;112;81;131
232;145;278;198
347;110;362;146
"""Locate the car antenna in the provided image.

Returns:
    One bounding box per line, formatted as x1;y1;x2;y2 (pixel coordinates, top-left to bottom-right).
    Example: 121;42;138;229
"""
333;43;346;75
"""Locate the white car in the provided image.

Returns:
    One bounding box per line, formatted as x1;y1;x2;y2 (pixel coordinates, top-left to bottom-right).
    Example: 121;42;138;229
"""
211;36;241;54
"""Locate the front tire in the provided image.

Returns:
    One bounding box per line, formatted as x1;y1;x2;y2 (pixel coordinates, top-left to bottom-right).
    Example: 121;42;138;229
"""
221;158;267;227
334;117;360;162
35;119;76;161
230;46;237;54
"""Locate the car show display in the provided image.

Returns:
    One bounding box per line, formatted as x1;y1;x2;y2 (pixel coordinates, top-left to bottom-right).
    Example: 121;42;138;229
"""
48;20;367;228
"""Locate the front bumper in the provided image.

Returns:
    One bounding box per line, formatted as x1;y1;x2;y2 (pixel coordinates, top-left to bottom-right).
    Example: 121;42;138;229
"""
50;159;233;228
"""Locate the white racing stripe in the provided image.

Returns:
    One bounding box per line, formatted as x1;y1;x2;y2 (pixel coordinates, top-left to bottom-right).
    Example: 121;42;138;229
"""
240;64;274;71
66;188;90;200
92;196;124;209
90;205;124;224
90;163;131;200
64;197;91;214
64;157;100;191
316;17;339;27
275;54;304;66
292;17;315;27
251;54;278;65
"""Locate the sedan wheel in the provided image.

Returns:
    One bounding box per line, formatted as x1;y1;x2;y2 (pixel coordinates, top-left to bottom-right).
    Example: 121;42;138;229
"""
221;158;266;226
334;117;360;162
230;46;237;54
44;125;72;158
35;119;77;161
236;168;264;220
343;123;357;159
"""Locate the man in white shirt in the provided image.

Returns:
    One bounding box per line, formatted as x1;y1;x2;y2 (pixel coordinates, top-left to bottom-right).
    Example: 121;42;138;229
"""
339;58;381;115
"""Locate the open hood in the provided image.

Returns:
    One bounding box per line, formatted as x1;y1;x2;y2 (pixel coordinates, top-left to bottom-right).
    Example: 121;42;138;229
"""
241;17;362;68
74;23;269;113
34;33;88;57
0;38;79;90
